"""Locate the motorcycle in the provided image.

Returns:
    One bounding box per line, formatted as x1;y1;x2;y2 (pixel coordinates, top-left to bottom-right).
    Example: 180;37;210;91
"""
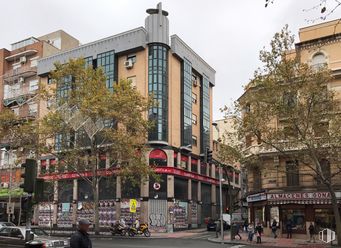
110;222;127;236
128;223;151;237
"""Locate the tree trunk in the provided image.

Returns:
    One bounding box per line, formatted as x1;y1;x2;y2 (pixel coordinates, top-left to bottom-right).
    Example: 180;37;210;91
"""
93;181;100;234
326;184;341;246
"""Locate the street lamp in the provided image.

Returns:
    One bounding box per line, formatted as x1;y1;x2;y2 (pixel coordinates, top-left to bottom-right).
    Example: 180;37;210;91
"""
219;164;225;244
1;147;13;222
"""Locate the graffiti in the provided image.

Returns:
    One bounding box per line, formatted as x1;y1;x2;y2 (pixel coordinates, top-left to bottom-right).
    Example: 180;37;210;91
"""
149;213;166;227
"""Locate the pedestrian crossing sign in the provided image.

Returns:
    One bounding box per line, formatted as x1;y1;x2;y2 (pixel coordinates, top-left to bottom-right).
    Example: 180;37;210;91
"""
130;199;137;213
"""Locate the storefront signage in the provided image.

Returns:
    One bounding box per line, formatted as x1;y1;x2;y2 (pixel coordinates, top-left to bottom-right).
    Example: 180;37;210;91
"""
268;192;331;201
155;167;218;185
247;193;267;202
40;167;219;185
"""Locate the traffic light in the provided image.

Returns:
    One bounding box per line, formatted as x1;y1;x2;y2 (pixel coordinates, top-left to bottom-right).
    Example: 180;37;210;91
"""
205;147;213;163
20;159;37;193
34;178;45;202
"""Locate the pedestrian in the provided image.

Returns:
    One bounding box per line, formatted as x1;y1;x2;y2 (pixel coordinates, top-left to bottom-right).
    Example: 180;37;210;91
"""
70;219;92;248
231;222;242;240
309;223;316;243
243;219;248;232
271;219;278;238
255;223;262;244
286;219;293;239
215;219;221;238
247;222;254;243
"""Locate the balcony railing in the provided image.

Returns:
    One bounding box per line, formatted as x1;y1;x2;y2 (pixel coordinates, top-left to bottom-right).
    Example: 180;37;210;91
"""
3;66;37;82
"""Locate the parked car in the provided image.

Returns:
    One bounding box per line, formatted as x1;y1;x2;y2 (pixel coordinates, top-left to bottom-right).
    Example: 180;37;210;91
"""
0;222;15;228
207;218;230;231
0;226;69;247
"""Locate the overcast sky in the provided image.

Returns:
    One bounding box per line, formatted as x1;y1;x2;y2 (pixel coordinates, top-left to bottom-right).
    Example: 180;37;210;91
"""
1;0;340;119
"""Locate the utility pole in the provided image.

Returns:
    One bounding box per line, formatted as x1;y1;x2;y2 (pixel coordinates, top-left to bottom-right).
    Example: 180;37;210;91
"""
219;165;224;243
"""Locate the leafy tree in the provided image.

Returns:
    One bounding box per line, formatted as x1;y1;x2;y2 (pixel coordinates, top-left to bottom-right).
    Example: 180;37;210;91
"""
39;58;154;233
224;26;341;243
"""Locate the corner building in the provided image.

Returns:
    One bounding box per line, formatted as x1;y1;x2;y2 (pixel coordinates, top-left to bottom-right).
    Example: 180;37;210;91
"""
37;3;216;232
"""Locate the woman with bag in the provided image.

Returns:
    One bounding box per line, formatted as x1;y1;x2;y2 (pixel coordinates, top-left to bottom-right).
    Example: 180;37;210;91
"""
271;219;278;238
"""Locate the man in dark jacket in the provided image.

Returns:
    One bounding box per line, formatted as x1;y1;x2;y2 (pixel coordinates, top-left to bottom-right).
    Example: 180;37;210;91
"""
70;219;92;248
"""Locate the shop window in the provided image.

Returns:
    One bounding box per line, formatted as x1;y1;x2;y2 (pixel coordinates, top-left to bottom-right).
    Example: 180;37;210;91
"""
200;163;207;175
58;180;73;203
174;177;188;200
315;208;335;229
286;160;299;187
282;209;305;232
191;181;198;201
40;160;47;174
149;149;167;166
99;177;116;200
78;179;94;202
253;168;261;191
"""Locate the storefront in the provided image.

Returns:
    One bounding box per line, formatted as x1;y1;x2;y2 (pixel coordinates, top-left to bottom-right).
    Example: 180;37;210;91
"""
247;191;341;237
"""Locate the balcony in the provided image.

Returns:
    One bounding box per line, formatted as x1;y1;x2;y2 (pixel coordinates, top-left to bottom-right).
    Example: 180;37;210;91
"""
3;66;37;83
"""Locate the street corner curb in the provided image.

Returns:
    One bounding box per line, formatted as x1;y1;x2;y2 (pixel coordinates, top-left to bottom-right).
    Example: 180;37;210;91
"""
207;237;245;245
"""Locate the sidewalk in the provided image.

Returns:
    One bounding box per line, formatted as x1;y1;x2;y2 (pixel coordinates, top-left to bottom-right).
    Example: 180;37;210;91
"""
208;231;337;247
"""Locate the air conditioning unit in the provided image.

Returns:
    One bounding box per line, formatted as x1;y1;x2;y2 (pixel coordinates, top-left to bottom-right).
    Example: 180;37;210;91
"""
18;77;24;84
124;60;133;69
20;56;27;64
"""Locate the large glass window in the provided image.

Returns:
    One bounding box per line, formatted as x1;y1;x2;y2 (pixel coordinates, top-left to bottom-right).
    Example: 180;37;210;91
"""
182;59;192;146
315;208;335;230
97;51;115;91
56;75;72;101
148;44;168;142
282;208;305;232
201;76;210;152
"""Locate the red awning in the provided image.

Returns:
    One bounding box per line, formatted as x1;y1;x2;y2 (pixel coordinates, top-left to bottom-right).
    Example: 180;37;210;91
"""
149;149;167;160
191;159;198;165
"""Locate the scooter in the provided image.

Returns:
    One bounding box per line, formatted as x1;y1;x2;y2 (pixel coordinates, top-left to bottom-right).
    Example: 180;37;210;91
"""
127;223;151;237
110;222;127;236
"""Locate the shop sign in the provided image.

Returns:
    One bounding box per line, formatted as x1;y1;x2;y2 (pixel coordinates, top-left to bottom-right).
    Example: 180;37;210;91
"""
268;192;331;201
247;193;267;202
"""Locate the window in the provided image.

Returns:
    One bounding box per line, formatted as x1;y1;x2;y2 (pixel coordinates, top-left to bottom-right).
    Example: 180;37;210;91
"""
97;51;115;90
12;63;21;70
312;53;326;70
57;75;72;100
317;159;331;184
29;79;39;92
282;209;305;232
127;76;137;88
245;103;251;113
192;135;197;146
201;76;210;152
192;74;198;87
192;93;197;104
84;56;93;67
127;54;136;63
47;76;53;85
286;160;299;187
148;44;168;142
182;59;192;146
28;103;38;115
30;56;39;67
192;113;197;125
253;168;261;191
149;149;167;166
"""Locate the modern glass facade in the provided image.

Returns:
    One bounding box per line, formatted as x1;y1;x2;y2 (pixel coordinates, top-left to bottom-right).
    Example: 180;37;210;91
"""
201;76;210;152
97;51;115;91
56;75;73;101
148;44;168;142
182;59;192;146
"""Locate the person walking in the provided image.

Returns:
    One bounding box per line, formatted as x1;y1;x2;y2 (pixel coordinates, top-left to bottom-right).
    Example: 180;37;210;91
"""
286;219;293;239
309;223;316;243
243;219;248;232
255;223;263;244
271;219;278;238
247;222;255;243
70;219;92;248
233;222;242;240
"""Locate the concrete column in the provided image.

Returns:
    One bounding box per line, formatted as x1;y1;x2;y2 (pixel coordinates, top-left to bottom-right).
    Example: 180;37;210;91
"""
53;181;58;226
116;176;121;220
211;185;217;218
176;152;181;168
188;179;192;226
188;156;191;171
105;152;110;168
197;159;201;174
72;179;78;227
140;179;149;224
211;163;216;178
206;163;210;176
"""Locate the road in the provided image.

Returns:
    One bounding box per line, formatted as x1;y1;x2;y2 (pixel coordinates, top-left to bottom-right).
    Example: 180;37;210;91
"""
92;233;252;248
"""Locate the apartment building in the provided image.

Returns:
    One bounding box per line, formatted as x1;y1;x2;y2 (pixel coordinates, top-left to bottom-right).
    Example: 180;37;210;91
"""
0;30;79;222
244;20;341;237
36;3;216;231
